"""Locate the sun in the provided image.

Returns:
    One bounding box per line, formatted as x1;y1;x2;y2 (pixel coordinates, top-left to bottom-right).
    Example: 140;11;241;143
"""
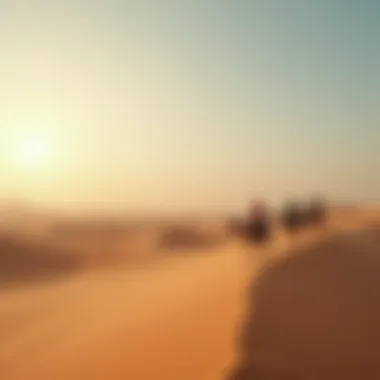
19;135;51;166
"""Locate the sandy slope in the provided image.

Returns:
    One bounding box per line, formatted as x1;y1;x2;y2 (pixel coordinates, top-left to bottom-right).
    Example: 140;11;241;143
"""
0;212;375;380
0;244;251;380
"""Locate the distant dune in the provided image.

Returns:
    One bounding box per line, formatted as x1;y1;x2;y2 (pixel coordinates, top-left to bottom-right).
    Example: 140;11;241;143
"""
0;215;228;288
0;235;83;286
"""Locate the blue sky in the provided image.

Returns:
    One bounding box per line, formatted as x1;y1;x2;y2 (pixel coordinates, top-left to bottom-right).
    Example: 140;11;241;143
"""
0;1;379;213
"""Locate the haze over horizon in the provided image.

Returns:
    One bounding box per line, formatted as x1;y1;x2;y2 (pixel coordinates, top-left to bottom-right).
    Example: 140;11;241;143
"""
1;1;379;214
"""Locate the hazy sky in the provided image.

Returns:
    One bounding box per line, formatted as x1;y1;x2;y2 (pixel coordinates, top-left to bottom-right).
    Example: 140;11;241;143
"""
0;1;379;214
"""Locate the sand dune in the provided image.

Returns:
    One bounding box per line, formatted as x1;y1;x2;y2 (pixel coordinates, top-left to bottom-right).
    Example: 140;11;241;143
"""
0;217;228;288
0;236;84;286
0;210;378;380
230;227;380;379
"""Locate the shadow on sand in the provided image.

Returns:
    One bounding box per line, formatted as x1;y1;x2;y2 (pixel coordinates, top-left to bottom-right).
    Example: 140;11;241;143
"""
229;229;380;379
0;236;83;287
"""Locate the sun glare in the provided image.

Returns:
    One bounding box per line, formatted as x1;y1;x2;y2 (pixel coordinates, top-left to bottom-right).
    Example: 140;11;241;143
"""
19;135;51;166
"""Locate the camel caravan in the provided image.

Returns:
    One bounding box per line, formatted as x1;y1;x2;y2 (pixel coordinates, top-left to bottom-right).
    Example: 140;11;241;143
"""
230;197;327;244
